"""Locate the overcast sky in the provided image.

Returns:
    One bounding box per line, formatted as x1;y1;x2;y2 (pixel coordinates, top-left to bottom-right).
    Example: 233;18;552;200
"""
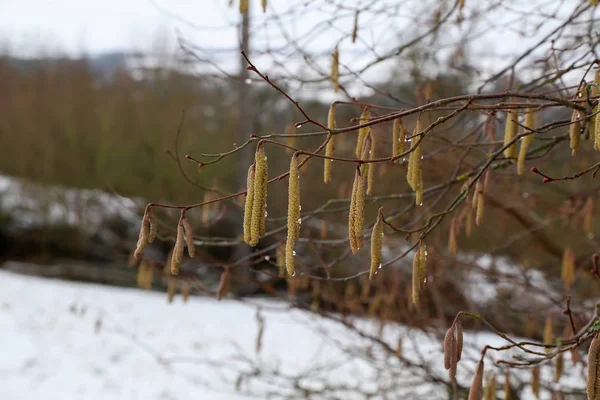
0;0;241;56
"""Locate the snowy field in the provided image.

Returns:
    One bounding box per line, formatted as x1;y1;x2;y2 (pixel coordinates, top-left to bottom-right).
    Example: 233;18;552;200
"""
0;269;586;399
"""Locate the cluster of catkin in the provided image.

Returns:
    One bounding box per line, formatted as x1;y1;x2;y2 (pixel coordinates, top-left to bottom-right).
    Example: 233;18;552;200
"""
134;208;158;259
406;119;424;205
443;319;464;380
243;143;269;247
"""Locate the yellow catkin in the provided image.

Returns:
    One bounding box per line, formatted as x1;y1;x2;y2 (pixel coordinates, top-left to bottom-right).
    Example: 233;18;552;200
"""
504;371;511;400
167;277;176;303
239;0;248;14
356;109;371;158
182;216;195;258
561;247;575;290
285;154;301;276
369;208;384;280
354;169;366;250
407;120;424;205
503;111;518;158
518;109;535;175
147;209;157;243
587;333;600;399
412;245;421;305
251;144;268;246
181;280;190;302
595;108;600;151
468;360;484;400
136;261;146;288
243;164;255;245
419;241;427;289
171;224;185;275
134;211;150;259
349;170;360;254
392;118;406;161
476;190;485;226
484;373;497;400
367;128;376;195
584;196;594;234
555;352;564;382
261;0;267;12
324;104;336;184
448;219;458;255
532;366;540;398
331;47;339;93
217;268;230;300
276;244;285;277
570;109;582;156
592;71;600;149
543;315;553;354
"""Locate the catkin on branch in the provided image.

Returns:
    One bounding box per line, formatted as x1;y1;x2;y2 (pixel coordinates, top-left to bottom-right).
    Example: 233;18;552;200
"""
407;120;424;205
171;224;185;275
134;211;151;259
354;168;366;250
392;118;406;161
503;111;518;158
543;315;553;354
570;109;582;156
243;164;255;245
324;105;336;184
331;47;339;93
587;333;600;399
367;128;376;195
182;215;195;258
239;0;248;14
147;209;157;243
251;144;268;246
285;153;301;276
518;109;535;175
349;169;360;254
356;109;371;158
443;326;454;370
369;208;384;280
412;244;423;305
532;366;540;399
561;247;575;290
468;359;484;400
456;320;464;361
419;241;427;289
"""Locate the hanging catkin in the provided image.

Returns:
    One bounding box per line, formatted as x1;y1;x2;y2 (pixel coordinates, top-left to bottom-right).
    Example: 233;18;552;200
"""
531;366;540;398
182;215;195;258
369;208;384;280
392;118;405;161
518;109;535;175
285;153;301;276
243;164;255;245
324;104;336;184
412;242;425;305
239;0;248;14
561;247;575;290
348;166;366;254
468;359;484;400
407;119;423;205
367;128;376;195
134;210;151;259
504;111;518;158
587;333;600;399
251;143;268;246
171;223;185;275
331;47;339;93
356;109;371;158
543;315;553;354
349;170;360;254
147;209;157;243
570;109;582;156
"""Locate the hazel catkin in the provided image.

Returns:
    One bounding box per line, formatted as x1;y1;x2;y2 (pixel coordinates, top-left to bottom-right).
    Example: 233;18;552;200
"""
171;223;185;275
324;104;336;184
243;164;255;245
182;215;195;258
504;111;518;159
369;208;384;280
251;143;268;246
285;153;301;276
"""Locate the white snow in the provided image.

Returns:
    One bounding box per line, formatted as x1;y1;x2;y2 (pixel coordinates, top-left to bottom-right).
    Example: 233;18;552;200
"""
0;269;587;399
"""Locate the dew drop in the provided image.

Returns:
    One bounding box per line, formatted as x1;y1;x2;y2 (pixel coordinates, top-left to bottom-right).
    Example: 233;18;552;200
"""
419;202;423;206
292;250;296;256
291;271;297;277
377;263;383;269
264;211;268;217
297;218;302;224
264;255;270;261
299;205;302;211
245;78;252;85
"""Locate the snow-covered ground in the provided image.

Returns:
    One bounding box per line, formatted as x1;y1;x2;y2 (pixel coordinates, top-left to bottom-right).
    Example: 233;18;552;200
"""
0;269;587;399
